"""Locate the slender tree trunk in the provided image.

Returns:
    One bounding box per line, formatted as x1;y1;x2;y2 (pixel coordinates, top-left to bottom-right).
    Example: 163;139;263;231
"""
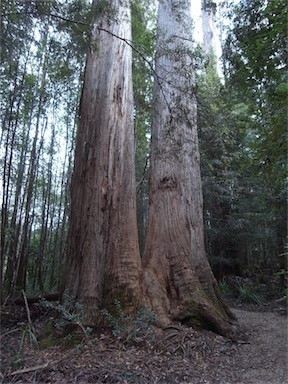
1;56;31;296
143;0;236;335
14;106;47;292
3;122;30;294
15;133;40;292
64;0;143;323
201;0;218;56
34;123;55;292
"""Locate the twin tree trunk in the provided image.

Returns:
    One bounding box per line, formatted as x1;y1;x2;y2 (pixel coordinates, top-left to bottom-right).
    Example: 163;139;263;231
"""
65;0;236;335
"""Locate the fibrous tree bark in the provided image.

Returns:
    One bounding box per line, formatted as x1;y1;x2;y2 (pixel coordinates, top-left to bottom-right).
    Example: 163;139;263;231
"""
64;0;143;323
143;0;236;335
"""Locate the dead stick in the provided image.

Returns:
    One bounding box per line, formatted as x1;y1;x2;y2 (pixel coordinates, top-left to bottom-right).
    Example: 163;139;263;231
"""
10;362;49;376
22;290;36;335
9;349;76;377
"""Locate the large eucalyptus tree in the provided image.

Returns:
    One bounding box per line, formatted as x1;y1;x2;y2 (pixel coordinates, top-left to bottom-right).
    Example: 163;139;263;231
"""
143;0;236;335
64;0;143;323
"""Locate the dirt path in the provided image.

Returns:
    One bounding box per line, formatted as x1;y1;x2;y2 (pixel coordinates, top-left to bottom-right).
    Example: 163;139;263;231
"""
231;308;288;384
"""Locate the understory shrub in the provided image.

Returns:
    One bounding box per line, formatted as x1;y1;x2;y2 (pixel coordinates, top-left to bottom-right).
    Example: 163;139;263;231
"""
100;299;157;344
235;280;262;305
40;293;92;347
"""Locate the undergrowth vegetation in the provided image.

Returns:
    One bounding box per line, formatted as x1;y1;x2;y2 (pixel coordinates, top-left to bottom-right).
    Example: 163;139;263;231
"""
218;274;287;309
39;293;92;349
100;299;157;344
38;295;157;349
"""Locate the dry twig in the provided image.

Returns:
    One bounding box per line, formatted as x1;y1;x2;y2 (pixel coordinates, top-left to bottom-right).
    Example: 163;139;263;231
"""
9;362;49;376
22;290;36;336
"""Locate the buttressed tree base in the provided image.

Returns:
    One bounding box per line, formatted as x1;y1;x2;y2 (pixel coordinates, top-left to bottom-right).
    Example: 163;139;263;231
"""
64;0;237;336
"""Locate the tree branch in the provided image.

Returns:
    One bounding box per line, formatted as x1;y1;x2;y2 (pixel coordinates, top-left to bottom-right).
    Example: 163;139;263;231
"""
2;12;90;26
44;13;90;26
9;362;49;376
136;155;150;193
98;27;156;78
22;290;36;336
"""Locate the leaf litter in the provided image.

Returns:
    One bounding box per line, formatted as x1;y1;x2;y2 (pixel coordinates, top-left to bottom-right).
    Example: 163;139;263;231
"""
1;304;287;383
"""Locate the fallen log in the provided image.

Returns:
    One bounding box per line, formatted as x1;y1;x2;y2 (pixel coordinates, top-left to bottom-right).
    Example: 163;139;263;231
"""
5;292;60;305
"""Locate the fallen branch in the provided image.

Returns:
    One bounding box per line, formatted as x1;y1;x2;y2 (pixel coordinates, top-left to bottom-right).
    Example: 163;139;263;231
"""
22;290;36;336
9;362;49;376
8;349;76;377
0;328;20;340
6;292;60;305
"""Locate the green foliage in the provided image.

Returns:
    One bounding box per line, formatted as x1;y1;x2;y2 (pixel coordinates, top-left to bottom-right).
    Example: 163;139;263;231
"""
40;293;92;339
274;247;288;295
1;0;86;297
198;0;287;286
224;0;287;196
219;278;231;296
101;299;157;344
235;280;262;305
275;288;288;313
12;324;38;369
224;0;286;87
197;61;242;277
47;0;92;59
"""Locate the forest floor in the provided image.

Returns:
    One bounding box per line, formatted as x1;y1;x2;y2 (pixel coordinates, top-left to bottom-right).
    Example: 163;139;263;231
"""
0;301;287;384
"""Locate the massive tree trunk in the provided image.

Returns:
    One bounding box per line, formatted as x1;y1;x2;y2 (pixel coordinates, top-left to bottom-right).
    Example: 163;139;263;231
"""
64;0;143;323
143;0;236;335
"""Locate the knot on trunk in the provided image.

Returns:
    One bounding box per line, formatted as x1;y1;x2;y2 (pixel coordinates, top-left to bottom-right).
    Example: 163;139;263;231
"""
159;176;177;190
